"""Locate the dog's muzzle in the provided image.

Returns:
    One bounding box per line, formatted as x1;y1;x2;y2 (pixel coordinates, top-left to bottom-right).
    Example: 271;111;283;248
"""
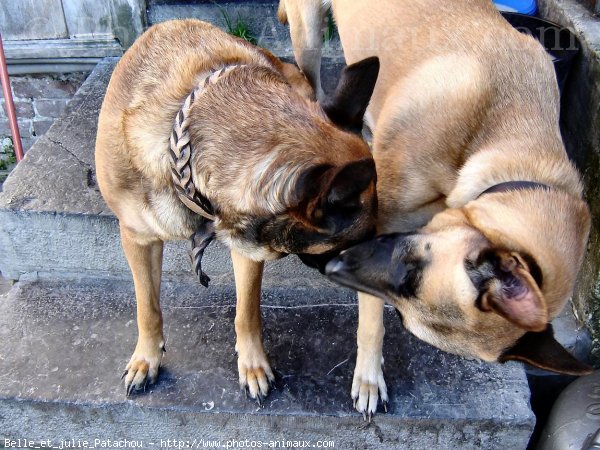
298;227;377;273
324;233;412;299
298;250;341;274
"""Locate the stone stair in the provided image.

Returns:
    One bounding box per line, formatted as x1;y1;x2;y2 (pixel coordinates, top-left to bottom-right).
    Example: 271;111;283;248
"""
0;279;533;448
146;0;343;62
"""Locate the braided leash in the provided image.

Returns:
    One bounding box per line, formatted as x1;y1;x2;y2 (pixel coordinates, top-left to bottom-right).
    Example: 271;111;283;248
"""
169;65;243;220
169;65;244;286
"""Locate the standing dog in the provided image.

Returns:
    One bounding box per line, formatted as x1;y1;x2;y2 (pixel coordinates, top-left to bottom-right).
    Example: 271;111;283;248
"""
278;0;592;417
95;19;380;400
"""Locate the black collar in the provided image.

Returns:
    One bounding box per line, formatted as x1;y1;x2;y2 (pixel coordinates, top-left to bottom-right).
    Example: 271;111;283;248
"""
478;181;551;198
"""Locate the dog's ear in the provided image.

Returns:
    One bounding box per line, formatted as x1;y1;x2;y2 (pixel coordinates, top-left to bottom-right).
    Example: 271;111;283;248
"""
326;158;376;206
499;325;593;376
469;249;548;332
322;56;380;133
293;163;334;206
293;158;375;225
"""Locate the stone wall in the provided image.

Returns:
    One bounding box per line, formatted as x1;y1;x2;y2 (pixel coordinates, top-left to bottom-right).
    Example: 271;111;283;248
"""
0;72;88;152
538;0;600;363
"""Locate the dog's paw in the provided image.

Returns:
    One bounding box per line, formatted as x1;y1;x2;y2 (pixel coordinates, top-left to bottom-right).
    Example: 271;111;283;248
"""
351;353;388;421
236;336;275;405
123;337;165;396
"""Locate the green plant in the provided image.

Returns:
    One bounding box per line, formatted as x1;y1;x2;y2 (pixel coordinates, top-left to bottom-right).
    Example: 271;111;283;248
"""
323;12;337;42
219;8;258;45
0;138;17;170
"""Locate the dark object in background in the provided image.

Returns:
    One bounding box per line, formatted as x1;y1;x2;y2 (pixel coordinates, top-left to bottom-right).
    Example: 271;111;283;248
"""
537;370;600;449
502;12;581;94
527;373;578;449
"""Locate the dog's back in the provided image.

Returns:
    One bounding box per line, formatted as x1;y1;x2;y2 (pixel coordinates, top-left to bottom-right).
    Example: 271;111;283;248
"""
96;21;279;235
335;0;551;118
332;0;578;232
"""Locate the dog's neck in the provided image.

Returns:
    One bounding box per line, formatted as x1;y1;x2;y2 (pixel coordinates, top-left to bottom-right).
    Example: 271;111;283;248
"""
446;138;584;209
169;65;245;220
477;180;551;198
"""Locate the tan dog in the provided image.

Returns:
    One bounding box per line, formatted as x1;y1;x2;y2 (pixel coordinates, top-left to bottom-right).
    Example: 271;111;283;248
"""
278;0;592;417
95;19;381;400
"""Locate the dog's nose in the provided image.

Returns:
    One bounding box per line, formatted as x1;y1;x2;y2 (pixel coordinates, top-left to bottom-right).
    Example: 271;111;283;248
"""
324;256;346;275
298;251;339;274
324;244;370;275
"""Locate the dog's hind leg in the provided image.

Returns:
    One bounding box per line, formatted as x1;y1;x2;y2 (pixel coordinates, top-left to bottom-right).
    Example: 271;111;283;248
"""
120;225;165;396
231;249;275;404
352;292;388;420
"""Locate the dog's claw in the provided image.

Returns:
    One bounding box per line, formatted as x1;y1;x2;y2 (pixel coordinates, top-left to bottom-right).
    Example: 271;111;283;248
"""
257;393;264;407
120;370;128;380
383;401;388;413
161;344;166;353
368;412;373;423
126;382;135;397
362;411;367;422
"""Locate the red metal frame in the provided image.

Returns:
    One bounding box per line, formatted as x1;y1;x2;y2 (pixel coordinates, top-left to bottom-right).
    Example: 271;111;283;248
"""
0;32;24;162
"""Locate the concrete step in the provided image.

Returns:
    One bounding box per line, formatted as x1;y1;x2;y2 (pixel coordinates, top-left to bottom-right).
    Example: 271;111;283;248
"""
0;279;534;448
146;0;343;61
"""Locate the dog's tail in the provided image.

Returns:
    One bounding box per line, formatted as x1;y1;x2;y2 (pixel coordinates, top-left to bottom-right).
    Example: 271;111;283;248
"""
277;0;288;24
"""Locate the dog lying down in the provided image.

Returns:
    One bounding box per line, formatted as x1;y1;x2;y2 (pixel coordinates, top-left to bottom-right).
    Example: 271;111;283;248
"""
95;19;380;399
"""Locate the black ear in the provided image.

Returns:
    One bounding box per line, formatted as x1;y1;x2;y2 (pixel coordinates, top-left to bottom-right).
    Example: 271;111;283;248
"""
322;56;380;133
499;324;593;376
293;163;334;204
327;158;376;206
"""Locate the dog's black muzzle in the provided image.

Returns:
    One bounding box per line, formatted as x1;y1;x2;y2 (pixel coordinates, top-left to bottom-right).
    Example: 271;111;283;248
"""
297;250;342;274
324;233;413;299
297;227;377;274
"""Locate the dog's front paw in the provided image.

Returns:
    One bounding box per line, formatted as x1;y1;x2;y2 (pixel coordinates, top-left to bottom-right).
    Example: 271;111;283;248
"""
235;335;275;405
351;351;388;420
123;336;165;396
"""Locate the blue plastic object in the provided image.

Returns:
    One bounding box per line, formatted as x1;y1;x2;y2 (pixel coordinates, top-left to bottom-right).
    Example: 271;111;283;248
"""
494;0;537;15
